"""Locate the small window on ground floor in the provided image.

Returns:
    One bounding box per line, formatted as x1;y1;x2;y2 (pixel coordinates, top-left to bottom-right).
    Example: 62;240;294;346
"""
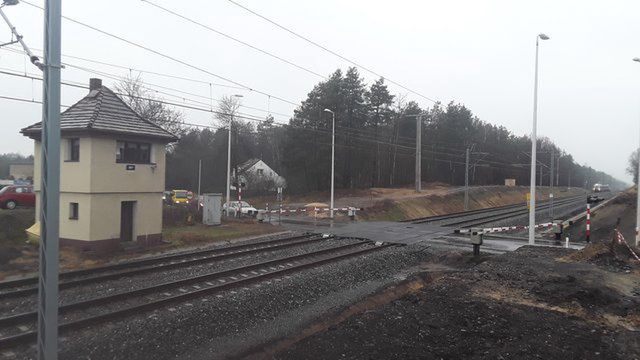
69;202;79;220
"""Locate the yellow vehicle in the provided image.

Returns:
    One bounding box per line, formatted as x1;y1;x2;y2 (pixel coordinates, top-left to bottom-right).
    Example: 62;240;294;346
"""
169;190;193;205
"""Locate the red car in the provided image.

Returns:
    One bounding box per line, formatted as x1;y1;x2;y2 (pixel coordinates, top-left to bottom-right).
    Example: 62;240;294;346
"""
0;185;35;210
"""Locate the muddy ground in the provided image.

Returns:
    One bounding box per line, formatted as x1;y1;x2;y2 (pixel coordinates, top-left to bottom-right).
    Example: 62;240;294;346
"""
271;245;640;360
566;190;636;243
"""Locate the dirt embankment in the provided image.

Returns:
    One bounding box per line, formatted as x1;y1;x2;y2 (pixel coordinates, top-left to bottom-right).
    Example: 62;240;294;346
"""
276;245;640;359
566;188;636;243
363;186;584;221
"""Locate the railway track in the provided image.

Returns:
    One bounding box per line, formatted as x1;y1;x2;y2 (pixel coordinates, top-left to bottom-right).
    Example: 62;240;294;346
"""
0;233;327;298
406;194;586;229
0;236;391;348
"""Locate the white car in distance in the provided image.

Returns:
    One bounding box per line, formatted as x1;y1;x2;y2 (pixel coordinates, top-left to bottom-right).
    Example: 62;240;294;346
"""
223;201;258;217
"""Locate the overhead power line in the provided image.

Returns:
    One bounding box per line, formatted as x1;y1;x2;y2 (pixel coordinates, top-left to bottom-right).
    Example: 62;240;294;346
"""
20;0;300;107
2;45;295;118
140;0;327;80
1;44;245;89
227;0;438;104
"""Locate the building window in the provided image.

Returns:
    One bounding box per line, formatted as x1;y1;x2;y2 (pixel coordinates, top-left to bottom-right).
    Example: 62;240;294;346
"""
116;141;152;164
257;169;264;175
68;138;80;161
69;202;79;220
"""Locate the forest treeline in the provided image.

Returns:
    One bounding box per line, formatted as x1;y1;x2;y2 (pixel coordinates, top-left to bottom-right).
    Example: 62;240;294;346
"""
160;67;624;195
3;69;623;194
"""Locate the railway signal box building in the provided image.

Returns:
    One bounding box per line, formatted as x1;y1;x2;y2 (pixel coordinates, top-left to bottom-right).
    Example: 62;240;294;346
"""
21;78;178;253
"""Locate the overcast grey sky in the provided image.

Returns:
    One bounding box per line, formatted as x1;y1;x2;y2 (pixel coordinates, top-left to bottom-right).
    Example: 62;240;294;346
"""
1;0;639;181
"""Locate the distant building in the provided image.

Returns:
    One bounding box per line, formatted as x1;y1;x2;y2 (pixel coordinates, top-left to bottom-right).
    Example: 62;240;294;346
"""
21;78;178;253
233;158;285;192
9;163;34;181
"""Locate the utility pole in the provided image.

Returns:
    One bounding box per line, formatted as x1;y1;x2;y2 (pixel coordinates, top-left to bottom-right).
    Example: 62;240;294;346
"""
39;0;62;359
556;156;560;186
224;94;243;215
225;116;232;214
550;150;554;219
197;159;202;196
415;114;422;192
464;146;470;211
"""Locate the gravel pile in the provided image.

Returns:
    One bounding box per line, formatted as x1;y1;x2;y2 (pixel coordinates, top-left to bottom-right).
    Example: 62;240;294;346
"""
279;246;640;359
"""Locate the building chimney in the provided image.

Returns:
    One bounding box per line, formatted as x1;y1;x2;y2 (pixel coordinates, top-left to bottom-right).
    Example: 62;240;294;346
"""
89;78;102;91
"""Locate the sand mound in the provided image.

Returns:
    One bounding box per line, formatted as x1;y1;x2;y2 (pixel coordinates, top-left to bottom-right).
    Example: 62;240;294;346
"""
561;242;612;262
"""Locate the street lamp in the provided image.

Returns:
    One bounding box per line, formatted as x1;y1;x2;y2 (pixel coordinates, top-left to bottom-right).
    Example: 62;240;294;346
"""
323;108;335;219
225;94;243;216
528;33;550;245
633;57;640;246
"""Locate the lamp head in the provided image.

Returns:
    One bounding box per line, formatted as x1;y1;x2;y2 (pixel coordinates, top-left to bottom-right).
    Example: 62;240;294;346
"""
2;0;19;5
233;94;243;98
538;33;550;40
323;108;334;114
633;57;640;63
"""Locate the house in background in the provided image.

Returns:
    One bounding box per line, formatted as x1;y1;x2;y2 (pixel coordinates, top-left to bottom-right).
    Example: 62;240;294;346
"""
21;78;178;253
8;163;34;182
233;158;285;192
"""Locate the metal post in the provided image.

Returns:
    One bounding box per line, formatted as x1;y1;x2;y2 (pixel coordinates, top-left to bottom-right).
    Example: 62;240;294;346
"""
637;147;640;246
556;155;560;186
464;146;470;211
415;114;422;192
238;186;242;218
225;116;232;215
197;159;202;196
550;150;554;219
330;111;335;219
37;0;61;359
529;36;541;245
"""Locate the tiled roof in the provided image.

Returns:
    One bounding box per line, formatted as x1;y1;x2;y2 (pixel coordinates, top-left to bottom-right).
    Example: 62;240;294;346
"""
237;158;260;174
21;85;178;142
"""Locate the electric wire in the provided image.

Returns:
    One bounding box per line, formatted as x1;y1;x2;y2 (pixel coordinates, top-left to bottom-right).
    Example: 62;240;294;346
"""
140;0;327;80
20;0;300;107
226;0;438;104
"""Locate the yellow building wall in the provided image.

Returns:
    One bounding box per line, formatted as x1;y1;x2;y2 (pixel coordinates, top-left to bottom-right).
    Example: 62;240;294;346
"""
88;193;163;241
32;135;167;244
90;137;166;193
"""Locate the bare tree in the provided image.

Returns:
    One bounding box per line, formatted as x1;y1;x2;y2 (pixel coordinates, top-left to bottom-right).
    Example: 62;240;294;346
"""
115;74;184;135
215;95;242;126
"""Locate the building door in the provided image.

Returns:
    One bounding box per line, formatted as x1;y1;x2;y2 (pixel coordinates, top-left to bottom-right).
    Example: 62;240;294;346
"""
120;201;135;242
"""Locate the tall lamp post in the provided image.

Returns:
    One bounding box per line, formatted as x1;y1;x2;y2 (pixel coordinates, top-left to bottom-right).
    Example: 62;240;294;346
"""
225;94;243;215
528;33;550;245
633;57;640;246
323;108;335;219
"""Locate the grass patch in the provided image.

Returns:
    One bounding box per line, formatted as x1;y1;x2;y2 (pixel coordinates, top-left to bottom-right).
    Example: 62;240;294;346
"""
359;200;407;221
163;220;282;247
0;209;33;243
0;208;36;270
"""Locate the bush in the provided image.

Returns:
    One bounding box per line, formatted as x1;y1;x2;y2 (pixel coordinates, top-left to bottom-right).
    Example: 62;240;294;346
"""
162;203;201;227
0;209;34;243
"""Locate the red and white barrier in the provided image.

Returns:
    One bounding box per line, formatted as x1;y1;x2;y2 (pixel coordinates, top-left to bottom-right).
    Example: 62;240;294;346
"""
614;230;640;263
456;222;553;234
261;207;362;214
